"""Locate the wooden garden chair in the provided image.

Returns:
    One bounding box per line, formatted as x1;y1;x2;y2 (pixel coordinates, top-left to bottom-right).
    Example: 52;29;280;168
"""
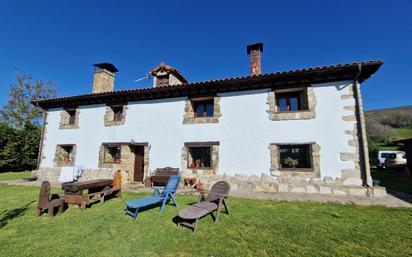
35;181;64;217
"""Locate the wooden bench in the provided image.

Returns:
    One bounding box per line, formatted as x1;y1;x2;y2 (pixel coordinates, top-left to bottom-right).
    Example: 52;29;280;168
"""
149;167;180;186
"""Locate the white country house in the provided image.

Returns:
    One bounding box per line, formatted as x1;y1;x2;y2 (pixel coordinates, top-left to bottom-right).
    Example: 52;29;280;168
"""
32;43;385;196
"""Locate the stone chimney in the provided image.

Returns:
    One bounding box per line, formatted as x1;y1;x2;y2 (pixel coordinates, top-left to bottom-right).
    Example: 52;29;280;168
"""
92;63;119;93
247;43;263;76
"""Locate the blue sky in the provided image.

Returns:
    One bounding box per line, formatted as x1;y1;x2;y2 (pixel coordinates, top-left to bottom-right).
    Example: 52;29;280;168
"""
0;0;411;110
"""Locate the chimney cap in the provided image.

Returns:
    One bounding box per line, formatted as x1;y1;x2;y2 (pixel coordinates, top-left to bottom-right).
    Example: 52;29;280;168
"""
247;43;264;55
93;63;119;73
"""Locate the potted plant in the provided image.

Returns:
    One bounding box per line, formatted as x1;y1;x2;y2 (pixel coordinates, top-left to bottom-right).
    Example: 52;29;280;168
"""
284;157;299;168
63;155;70;164
184;177;191;187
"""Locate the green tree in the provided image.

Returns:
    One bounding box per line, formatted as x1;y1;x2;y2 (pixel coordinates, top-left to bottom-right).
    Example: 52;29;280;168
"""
0;70;56;172
0;69;56;128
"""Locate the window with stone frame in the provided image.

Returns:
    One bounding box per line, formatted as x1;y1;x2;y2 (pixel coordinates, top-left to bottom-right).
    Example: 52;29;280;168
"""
192;99;214;118
187;146;212;169
183;96;222;124
275;90;309;112
67;110;76;125
278;144;312;170
59;108;79;129
112;106;123;122
104;104;127;126
267;87;316;121
55;144;76;167
103;145;121;163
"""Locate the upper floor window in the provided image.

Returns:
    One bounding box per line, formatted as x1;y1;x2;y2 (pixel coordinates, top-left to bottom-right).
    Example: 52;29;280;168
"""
59;108;79;129
193;99;214;118
275;90;308;112
267;87;316;121
67;110;76;125
183;96;222;124
104;104;127;126
112;106;123;122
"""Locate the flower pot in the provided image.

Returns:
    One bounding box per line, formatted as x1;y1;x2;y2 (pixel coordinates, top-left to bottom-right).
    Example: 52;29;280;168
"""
195;183;204;190
184;178;191;185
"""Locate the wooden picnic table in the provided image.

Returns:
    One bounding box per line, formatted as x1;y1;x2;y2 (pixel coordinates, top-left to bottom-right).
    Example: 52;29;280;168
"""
61;179;120;209
62;179;113;194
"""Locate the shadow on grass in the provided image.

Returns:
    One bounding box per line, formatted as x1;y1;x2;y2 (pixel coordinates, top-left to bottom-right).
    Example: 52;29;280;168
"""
0;201;35;229
372;168;412;204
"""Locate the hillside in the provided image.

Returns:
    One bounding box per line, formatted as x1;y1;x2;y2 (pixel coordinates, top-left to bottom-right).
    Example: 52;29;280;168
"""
365;105;412;142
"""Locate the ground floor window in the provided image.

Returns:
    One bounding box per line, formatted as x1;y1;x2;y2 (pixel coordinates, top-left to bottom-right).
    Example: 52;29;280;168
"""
55;144;76;166
103;145;121;163
279;144;312;169
187;147;212;169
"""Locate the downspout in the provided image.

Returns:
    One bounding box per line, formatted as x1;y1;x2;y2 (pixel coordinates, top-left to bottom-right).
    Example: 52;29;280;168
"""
353;63;373;186
36;102;47;170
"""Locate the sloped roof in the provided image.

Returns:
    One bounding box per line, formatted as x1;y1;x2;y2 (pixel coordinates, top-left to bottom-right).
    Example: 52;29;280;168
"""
32;60;383;109
149;62;188;84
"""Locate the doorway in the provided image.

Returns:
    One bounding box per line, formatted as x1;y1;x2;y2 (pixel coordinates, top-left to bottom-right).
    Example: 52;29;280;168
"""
133;146;145;182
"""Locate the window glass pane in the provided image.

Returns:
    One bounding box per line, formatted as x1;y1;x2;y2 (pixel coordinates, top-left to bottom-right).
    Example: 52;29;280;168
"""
196;104;205;117
206;102;214;116
279;145;311;169
188;147;211;168
278;98;287;112
193;100;214;117
290;97;299;111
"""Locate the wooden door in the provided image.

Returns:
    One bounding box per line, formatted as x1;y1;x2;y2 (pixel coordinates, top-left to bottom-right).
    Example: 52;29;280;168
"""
134;147;144;182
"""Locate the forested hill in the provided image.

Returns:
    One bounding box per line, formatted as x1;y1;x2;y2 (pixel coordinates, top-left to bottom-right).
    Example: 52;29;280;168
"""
365;105;412;143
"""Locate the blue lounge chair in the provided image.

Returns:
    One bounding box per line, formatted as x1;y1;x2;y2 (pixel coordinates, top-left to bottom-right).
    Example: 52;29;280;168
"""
125;175;181;220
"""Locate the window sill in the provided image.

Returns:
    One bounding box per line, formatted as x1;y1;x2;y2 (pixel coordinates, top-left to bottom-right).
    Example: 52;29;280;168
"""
279;168;314;172
274;110;310;114
267;109;316;121
59;124;79;129
183;117;219;124
187;167;212;170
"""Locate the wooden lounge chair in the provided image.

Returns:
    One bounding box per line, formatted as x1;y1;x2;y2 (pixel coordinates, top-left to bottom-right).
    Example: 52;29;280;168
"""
178;181;230;233
35;181;65;217
125;175;181;220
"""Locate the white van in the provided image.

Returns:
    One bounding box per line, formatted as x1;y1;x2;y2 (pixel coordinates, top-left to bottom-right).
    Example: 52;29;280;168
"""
377;151;406;169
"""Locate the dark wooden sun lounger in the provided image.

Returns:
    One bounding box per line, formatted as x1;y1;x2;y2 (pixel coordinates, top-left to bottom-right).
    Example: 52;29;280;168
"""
178;181;230;233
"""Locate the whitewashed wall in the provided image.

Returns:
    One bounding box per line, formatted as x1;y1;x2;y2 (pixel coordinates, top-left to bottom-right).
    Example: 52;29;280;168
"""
40;81;357;178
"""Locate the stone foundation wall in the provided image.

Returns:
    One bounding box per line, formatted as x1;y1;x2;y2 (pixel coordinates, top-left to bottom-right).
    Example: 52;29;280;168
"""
186;173;387;197
33;167;116;184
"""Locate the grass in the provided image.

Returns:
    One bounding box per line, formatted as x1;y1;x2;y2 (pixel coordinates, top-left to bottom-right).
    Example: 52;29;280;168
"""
371;168;412;195
0;184;411;257
0;171;32;181
393;128;412;140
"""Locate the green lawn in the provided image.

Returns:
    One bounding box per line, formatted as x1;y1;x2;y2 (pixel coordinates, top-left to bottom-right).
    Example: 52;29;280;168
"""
0;184;411;257
393;128;412;140
0;171;32;181
371;169;412;195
